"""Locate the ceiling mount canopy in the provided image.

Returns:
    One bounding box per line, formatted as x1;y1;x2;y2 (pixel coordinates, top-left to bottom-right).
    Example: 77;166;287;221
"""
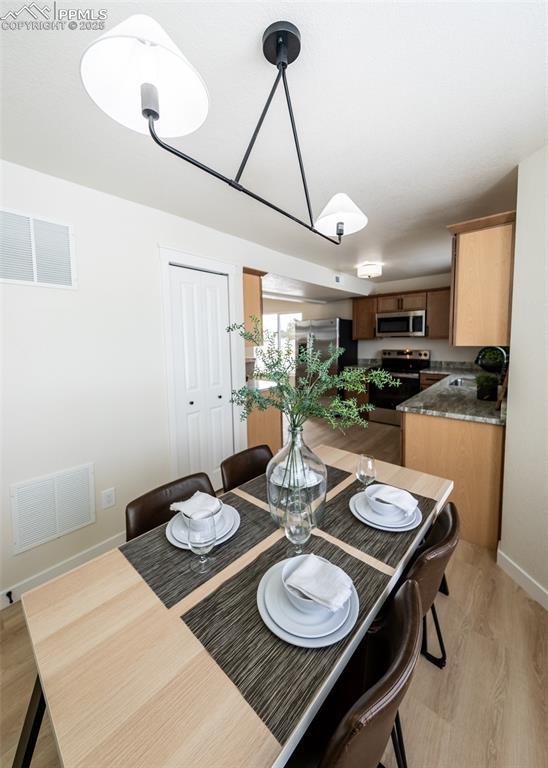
80;16;368;245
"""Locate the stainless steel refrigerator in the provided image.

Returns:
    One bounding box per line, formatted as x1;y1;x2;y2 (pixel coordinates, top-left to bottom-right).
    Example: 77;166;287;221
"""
294;319;358;379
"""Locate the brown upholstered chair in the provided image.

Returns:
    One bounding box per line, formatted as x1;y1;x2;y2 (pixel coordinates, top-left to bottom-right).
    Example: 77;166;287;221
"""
286;580;422;768
220;444;273;493
403;501;459;668
125;472;215;541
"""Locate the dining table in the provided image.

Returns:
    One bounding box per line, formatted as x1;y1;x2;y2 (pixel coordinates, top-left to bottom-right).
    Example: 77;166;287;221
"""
17;444;453;768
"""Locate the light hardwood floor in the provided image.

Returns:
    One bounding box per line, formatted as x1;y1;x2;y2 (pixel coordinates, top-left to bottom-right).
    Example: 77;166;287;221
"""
304;417;401;465
2;540;545;768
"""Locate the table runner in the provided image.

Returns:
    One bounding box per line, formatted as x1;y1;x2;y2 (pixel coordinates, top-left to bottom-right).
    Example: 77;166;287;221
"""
182;534;389;743
320;480;437;568
238;464;351;505
119;492;275;608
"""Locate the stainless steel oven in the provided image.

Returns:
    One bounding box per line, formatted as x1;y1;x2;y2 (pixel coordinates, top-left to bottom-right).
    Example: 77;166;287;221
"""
375;310;426;338
368;349;430;425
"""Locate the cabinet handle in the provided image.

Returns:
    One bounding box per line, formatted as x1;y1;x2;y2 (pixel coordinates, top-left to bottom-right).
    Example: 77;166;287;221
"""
218;395;222;399
189;401;195;405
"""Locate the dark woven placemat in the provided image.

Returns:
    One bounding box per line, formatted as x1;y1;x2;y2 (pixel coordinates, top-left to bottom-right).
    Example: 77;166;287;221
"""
239;464;351;505
119;493;275;609
182;535;389;743
321;480;437;568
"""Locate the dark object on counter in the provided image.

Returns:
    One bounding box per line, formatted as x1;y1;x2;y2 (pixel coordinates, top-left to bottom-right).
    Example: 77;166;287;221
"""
476;373;499;401
475;346;509;378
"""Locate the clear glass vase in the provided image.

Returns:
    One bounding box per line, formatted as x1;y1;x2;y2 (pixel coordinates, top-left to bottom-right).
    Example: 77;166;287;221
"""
266;427;327;529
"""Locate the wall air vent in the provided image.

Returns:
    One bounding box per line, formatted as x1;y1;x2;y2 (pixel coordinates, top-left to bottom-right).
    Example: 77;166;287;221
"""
0;210;75;287
10;463;95;554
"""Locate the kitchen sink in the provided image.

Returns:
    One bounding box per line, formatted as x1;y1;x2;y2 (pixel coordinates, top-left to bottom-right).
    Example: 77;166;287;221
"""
449;376;476;387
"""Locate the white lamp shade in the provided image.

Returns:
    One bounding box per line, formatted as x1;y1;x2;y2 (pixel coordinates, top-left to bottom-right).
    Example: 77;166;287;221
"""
80;14;209;137
314;193;368;237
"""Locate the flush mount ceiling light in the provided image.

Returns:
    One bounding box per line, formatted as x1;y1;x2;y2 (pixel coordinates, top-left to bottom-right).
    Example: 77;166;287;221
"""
357;262;383;278
80;15;367;245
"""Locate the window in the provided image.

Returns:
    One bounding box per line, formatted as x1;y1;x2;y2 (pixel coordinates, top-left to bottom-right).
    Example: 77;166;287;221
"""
255;312;302;370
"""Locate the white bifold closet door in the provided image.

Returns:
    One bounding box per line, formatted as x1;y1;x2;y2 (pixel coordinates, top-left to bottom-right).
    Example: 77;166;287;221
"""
170;264;234;490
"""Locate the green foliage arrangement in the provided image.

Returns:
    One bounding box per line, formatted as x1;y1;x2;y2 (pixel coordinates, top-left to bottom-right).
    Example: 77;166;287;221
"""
476;372;499;388
481;349;504;362
228;318;400;432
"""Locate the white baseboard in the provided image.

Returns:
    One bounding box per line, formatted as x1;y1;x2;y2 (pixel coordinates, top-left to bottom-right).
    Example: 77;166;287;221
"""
497;547;548;610
1;531;126;609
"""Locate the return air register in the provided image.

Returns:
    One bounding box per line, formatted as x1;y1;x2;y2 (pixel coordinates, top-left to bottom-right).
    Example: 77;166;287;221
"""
0;210;75;287
10;464;95;553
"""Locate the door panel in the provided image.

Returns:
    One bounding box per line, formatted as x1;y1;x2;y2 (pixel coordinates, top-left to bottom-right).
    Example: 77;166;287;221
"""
401;292;426;310
170;266;234;489
377;295;399;312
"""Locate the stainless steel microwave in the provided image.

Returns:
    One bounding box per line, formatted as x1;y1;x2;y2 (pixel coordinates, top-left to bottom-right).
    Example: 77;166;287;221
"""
375;310;426;337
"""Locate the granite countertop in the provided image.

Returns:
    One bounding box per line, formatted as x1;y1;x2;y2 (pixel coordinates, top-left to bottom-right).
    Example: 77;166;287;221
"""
397;373;506;426
246;379;276;392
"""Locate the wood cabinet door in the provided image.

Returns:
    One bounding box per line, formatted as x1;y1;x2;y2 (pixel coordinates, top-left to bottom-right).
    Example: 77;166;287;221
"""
452;224;513;346
352;297;377;339
243;273;262;345
426;289;450;338
401;292;427;310
376;295;399;313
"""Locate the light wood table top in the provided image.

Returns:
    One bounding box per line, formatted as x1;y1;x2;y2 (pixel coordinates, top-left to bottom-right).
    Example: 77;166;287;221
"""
21;446;453;768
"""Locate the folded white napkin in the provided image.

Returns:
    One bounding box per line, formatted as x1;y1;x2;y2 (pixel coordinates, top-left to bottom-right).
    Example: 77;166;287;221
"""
285;554;353;612
368;485;417;515
170;491;221;519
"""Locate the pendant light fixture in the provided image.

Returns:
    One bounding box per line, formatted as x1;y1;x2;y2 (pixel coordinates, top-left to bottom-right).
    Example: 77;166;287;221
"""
81;15;368;245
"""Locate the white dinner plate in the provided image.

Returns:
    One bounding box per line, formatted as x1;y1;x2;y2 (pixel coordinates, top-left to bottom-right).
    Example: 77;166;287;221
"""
171;504;234;543
257;560;359;648
349;494;422;533
166;505;240;550
351;493;414;528
263;563;350;638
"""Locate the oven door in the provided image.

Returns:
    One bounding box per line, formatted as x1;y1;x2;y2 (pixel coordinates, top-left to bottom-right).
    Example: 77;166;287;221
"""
368;373;420;410
375;311;425;337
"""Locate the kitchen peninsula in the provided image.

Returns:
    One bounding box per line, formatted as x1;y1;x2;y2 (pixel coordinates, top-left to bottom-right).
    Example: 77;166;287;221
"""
398;374;505;548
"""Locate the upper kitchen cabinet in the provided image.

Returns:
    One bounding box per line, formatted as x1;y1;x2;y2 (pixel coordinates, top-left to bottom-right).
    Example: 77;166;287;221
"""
426;288;451;338
352;296;377;339
448;211;515;346
242;269;265;346
377;292;426;312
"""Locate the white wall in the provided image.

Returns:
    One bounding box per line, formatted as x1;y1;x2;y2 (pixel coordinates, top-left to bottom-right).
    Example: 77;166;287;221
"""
498;145;548;608
357;338;480;362
0;160;366;596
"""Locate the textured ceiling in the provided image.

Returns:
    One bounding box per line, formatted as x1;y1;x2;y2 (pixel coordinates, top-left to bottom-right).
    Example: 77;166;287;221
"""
1;1;545;280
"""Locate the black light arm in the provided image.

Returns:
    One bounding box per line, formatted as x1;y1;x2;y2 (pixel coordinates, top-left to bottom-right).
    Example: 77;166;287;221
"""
147;117;341;245
143;21;343;245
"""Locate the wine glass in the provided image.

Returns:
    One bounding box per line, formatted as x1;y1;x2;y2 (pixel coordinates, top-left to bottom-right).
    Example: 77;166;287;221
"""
284;498;312;557
356;454;376;493
187;513;216;574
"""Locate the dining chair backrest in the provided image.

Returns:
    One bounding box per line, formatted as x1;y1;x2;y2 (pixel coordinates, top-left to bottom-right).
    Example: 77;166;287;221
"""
125;472;215;541
220;444;273;493
319;579;422;768
405;502;460;616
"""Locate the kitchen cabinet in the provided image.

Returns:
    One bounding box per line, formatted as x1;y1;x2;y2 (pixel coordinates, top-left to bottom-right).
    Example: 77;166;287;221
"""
376;295;399;313
243;270;264;347
419;371;447;391
402;412;504;548
377;292;426;312
426;288;451;338
352;296;377;340
448;211;515;346
247;399;282;453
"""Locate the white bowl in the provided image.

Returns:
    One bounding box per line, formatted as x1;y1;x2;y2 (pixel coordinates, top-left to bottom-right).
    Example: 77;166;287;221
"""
281;555;330;615
181;497;223;530
364;485;405;518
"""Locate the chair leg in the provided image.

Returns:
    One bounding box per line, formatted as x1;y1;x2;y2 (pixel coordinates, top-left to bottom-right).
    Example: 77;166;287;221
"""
394;711;408;768
439;573;449;596
12;676;45;768
421;603;447;669
390;721;406;768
